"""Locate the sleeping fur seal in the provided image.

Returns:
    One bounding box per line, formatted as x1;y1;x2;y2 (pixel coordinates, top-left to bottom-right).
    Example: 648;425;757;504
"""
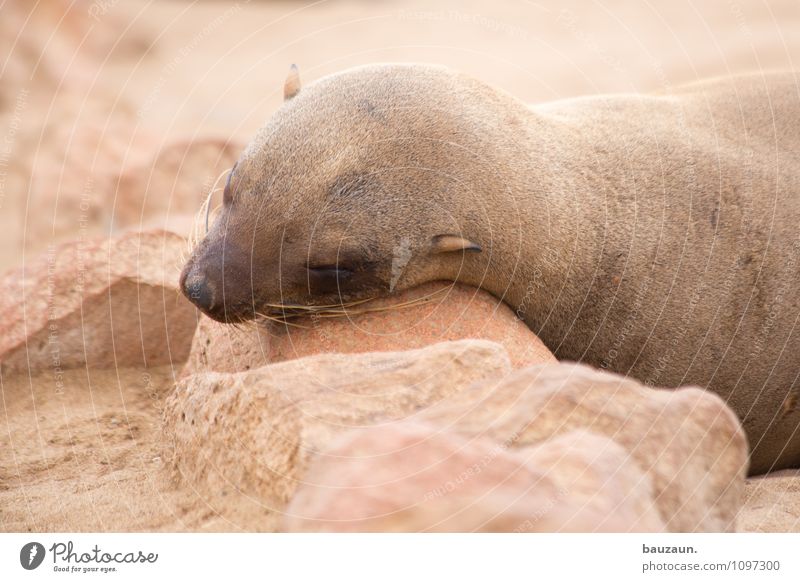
180;64;800;474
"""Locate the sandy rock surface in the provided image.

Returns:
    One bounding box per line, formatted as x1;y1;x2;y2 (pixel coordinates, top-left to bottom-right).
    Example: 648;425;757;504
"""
420;363;749;532
739;470;800;532
163;340;512;528
167;346;747;532
181;281;555;377
0;365;191;532
0;230;198;375
285;424;664;532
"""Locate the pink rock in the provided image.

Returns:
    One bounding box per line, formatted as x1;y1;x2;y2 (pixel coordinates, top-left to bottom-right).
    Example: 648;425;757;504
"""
420;362;749;532
163;340;513;529
181;281;555;377
284;423;664;532
11;113;160;271
0;230;198;375
115;138;242;235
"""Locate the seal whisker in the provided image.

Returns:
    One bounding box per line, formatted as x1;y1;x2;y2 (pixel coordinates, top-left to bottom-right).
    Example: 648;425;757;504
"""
188;168;232;255
205;168;232;217
260;296;375;311
253;311;312;329
259;286;450;321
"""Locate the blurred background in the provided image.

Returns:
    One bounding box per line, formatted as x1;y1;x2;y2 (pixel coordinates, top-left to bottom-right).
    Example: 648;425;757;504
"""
1;0;798;271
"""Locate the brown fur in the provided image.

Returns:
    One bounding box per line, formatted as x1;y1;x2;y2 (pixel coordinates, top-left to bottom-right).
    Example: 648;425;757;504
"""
181;64;800;474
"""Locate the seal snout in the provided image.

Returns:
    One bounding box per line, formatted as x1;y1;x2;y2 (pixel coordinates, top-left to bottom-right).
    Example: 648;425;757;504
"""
180;266;217;313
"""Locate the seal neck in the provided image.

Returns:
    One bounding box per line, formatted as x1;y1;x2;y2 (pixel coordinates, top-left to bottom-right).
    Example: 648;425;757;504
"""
452;103;610;338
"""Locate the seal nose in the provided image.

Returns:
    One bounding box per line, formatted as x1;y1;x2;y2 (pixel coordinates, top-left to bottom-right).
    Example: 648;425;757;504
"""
182;270;216;312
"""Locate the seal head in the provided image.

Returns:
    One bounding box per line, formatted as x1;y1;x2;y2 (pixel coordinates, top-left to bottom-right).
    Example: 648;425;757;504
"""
180;64;494;323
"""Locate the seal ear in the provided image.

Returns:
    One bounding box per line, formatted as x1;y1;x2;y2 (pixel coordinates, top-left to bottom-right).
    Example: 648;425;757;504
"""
284;64;301;100
430;234;482;254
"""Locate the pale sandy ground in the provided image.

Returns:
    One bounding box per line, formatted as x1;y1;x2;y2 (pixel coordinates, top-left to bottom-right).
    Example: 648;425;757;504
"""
2;0;800;532
1;367;241;532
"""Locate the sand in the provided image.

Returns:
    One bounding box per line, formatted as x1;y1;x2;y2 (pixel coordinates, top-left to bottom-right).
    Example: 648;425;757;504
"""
2;0;800;532
0;365;251;532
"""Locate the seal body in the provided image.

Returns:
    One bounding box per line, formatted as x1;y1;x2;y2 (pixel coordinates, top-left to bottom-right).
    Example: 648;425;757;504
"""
181;65;800;473
519;76;800;474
